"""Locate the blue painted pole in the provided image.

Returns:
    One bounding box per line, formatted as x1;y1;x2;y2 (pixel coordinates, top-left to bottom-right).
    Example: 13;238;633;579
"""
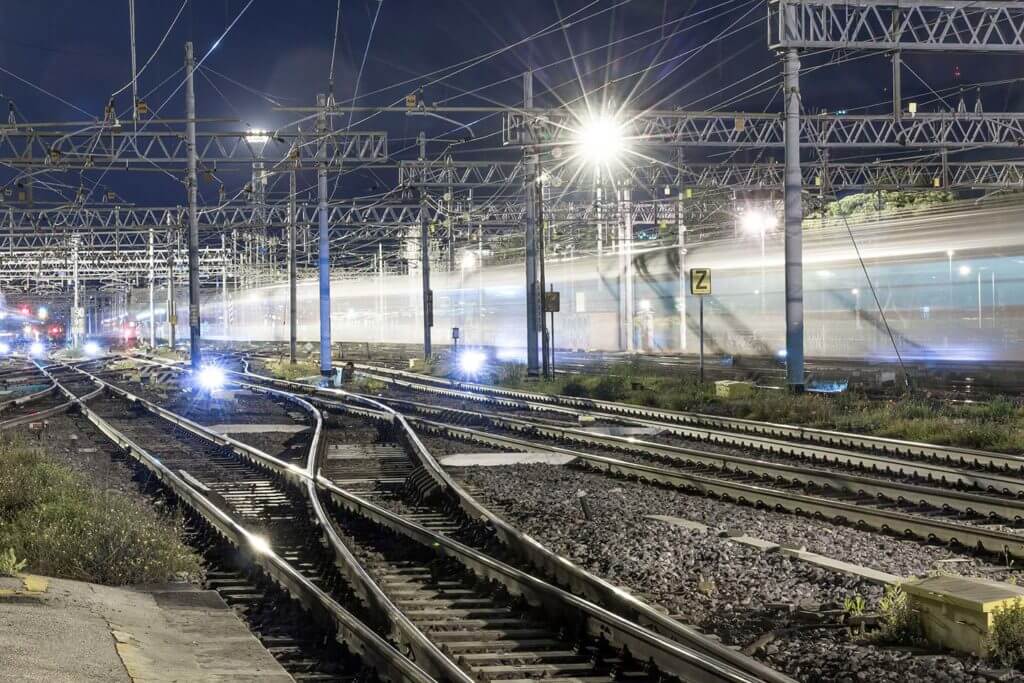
317;93;332;378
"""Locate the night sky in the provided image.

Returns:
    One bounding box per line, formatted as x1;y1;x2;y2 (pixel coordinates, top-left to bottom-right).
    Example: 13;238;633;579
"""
0;0;1020;205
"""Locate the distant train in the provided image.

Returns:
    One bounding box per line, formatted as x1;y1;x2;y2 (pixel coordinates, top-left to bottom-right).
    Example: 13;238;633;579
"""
132;198;1024;363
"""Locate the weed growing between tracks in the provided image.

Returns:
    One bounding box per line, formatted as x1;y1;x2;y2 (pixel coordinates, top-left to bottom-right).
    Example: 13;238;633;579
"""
496;365;1024;452
263;358;322;382
0;436;200;584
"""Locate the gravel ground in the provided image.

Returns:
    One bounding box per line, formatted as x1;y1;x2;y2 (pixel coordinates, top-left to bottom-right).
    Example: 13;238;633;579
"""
456;463;1024;682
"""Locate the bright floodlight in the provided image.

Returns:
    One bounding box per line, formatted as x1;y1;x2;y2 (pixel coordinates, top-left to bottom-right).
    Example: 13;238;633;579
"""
0;342;9;355
83;341;101;356
37;306;47;320
29;341;44;357
245;129;270;145
577;115;625;166
461;250;478;270
458;350;486;375
741;210;778;235
197;365;226;391
959;265;972;276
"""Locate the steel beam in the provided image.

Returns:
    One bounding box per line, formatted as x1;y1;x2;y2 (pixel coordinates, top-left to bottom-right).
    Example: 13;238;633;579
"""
185;42;202;369
504;110;1024;148
768;0;1024;53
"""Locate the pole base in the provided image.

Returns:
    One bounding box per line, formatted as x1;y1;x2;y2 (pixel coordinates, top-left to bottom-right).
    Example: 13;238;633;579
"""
787;383;806;394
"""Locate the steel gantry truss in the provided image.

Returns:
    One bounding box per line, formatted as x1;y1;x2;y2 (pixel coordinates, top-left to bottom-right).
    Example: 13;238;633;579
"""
503;109;1024;148
402;158;1024;191
0;124;388;169
0;247;227;283
768;0;1024;53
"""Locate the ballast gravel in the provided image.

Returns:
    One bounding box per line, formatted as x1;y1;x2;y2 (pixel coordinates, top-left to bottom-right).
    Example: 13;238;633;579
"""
457;463;1024;682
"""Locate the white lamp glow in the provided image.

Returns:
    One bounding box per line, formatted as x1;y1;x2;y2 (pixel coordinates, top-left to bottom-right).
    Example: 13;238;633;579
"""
741;210;778;235
458;350;486;375
577;115;626;166
197;365;226;391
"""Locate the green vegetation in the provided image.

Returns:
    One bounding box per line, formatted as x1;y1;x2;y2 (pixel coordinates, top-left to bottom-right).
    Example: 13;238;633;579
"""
843;594;866;618
264;358;321;382
807;190;954;223
496;364;1024;453
0;438;200;585
874;584;923;645
0;548;27;576
988;599;1024;668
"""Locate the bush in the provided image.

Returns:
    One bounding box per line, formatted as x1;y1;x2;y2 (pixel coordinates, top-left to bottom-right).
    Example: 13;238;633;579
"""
988;598;1024;667
561;378;590;397
497;362;526;386
592;375;627;401
0;439;200;585
875;584;922;645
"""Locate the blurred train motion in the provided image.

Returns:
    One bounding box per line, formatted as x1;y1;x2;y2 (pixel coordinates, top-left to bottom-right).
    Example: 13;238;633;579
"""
134;198;1024;364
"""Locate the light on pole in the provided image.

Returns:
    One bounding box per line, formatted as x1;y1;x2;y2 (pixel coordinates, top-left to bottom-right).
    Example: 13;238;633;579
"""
851;288;860;329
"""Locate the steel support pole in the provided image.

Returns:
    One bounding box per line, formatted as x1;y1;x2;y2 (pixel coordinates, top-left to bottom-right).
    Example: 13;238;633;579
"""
316;94;332;377
184;42;201;369
377;242;385;342
677;191;687;351
524;164;540;376
72;239;79;347
418;132;432;359
523;71;540;377
893;50;902;120
620;185;635;352
149;226;155;347
167;229;176;349
783;28;804;390
288;168;297;364
538;172;550;378
221;233;228;339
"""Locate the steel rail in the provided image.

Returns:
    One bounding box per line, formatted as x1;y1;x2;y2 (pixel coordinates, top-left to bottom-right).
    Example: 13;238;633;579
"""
401;414;1024;559
205;357;796;683
40;360;438;683
353;364;1024;478
0;362;102;430
126;355;782;682
371;395;1024;522
64;361;474;683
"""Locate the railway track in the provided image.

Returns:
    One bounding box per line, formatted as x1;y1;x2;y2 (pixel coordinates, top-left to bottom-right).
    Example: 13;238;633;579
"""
349;364;1024;475
38;360;447;683
128;353;792;683
309;363;1024;560
0;359;102;429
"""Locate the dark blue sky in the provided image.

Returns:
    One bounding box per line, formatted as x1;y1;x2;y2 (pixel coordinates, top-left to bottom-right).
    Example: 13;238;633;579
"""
0;0;1020;205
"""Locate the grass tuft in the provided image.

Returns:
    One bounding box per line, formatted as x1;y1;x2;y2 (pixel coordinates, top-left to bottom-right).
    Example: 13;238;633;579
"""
0;437;200;585
988;598;1024;668
264;358;321;382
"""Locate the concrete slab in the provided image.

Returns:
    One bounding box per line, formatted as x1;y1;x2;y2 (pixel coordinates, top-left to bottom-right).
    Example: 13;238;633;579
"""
207;423;307;435
646;516;903;585
580;425;663;437
644;515;710;533
727;535;782;553
0;575;292;682
439;451;577;467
